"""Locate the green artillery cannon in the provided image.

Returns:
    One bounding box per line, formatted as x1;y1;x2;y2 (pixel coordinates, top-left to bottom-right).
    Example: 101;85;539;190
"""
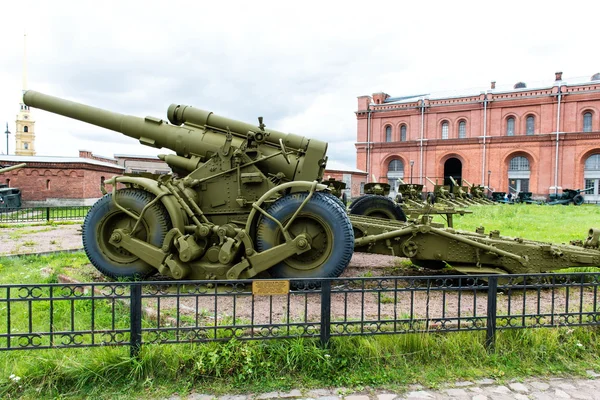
0;163;26;210
548;188;592;206
24;90;600;280
463;179;495;205
323;177;347;206
425;177;465;208
448;176;477;206
392;178;470;228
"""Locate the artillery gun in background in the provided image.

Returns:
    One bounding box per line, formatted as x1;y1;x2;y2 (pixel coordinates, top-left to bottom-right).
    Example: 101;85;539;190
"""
425;177;470;208
0;163;25;211
462;179;495;205
548;188;592;206
23;90;600;280
448;176;478;206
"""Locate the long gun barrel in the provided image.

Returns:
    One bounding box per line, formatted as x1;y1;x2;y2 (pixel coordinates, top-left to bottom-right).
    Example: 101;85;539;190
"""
0;163;26;174
23;91;328;182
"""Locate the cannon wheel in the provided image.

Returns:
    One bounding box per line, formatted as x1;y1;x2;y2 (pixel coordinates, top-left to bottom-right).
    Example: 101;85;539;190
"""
349;195;407;221
256;191;354;279
348;194;373;209
83;188;172;279
573;194;584;206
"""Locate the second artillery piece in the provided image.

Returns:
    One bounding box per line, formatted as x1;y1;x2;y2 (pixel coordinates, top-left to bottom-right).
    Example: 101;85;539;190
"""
23;91;600;281
0;163;26;211
548;188;592;206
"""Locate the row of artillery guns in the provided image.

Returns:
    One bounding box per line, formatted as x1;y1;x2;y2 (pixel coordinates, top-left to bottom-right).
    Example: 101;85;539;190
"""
427;176;495;207
21;90;600;283
490;187;591;205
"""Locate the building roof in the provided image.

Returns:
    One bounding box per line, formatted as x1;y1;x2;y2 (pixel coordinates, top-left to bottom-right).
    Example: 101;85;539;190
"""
0;155;124;169
113;154;161;160
325;160;366;174
380;74;600;105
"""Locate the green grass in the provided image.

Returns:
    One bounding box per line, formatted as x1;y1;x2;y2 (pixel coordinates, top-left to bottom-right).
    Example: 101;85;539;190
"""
0;206;598;397
451;203;600;243
0;329;598;399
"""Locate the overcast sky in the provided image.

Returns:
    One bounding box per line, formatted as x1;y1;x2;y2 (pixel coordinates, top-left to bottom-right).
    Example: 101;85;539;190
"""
1;0;599;168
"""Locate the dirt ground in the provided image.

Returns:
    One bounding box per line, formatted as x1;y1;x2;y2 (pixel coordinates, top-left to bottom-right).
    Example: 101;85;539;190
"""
0;224;83;255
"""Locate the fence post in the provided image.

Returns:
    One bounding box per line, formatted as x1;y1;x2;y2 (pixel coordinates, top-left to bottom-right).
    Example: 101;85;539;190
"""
320;280;331;348
130;283;142;357
486;276;498;352
46;207;50;222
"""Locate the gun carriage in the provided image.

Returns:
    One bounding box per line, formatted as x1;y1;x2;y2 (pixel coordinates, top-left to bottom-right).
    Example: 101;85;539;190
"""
23;91;600;280
548;188;592;206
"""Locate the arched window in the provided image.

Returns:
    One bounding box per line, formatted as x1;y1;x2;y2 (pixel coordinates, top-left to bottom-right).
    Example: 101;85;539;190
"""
508;156;530;193
388;160;404;172
400;125;407;142
441;121;449;139
507;117;515;136
46;179;51;190
24;126;29;133
526;115;535;135
509;156;530;171
585;154;600;171
23;142;29;150
5;179;10;187
583;112;593;132
585;154;600;201
385;125;392;142
458;120;466;138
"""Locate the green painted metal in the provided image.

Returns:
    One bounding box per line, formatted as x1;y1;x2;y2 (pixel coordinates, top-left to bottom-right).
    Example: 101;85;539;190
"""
23;90;600;280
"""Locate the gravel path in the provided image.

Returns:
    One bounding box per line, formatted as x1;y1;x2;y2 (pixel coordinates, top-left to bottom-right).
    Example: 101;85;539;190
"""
0;224;83;255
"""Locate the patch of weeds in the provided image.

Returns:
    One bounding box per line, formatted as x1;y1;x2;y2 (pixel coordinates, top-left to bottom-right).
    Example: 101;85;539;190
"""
23;241;36;247
378;294;395;304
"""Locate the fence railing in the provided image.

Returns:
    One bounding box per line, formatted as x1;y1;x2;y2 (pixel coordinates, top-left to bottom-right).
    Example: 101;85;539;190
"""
0;273;598;356
0;206;91;223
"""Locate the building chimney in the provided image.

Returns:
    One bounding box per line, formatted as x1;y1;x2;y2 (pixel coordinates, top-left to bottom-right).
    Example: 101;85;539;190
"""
555;71;563;81
491;81;496;89
79;150;92;159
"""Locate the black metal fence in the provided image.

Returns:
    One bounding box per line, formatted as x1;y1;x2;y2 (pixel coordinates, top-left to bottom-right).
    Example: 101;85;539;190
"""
0;273;598;356
0;206;91;223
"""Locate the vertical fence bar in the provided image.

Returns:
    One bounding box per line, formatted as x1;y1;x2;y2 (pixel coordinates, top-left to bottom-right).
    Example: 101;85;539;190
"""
320;280;331;348
46;207;50;222
486;276;498;352
130;284;142;357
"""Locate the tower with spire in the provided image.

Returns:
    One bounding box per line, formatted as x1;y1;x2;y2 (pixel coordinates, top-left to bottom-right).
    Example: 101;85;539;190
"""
15;33;35;156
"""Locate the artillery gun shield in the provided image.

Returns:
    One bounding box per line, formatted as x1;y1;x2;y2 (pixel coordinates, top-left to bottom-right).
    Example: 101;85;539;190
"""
83;189;172;279
256;192;354;279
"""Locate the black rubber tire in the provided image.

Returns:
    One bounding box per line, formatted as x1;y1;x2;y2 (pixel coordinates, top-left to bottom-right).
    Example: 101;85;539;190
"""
256;191;354;279
573;194;584;206
349;194;374;209
83;188;172;279
349;195;407;221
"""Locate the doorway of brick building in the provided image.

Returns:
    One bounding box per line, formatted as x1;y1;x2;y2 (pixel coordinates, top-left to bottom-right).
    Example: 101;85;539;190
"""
444;157;462;187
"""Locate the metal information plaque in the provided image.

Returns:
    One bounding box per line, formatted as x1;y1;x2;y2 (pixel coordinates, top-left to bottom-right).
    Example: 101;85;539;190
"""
252;280;290;296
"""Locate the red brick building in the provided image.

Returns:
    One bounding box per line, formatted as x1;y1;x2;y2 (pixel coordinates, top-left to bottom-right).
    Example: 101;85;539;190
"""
356;72;600;201
323;160;367;198
0;154;123;206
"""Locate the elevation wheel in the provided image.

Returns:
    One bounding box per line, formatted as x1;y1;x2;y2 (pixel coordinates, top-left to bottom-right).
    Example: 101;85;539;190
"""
83;188;172;279
256;191;354;279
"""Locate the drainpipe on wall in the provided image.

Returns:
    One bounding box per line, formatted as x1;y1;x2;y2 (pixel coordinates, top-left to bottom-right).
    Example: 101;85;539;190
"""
367;108;372;183
419;98;425;185
481;93;488;185
554;84;562;196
